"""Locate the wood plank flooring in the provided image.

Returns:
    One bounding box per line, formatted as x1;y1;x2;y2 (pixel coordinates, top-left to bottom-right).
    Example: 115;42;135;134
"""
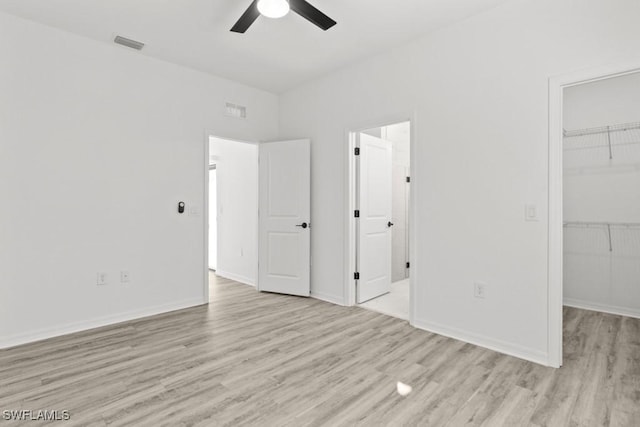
1;273;639;426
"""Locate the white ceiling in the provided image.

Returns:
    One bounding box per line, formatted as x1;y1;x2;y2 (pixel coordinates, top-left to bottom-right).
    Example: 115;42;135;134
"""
0;0;510;93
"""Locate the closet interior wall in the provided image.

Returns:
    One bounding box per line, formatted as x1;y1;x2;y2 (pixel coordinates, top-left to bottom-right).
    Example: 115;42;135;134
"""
563;72;640;318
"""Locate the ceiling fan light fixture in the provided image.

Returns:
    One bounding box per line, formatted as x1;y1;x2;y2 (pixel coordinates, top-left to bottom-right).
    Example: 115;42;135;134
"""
257;0;290;19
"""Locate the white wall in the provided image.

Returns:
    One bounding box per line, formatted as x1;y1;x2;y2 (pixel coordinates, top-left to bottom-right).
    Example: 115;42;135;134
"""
209;137;258;286
0;11;278;348
279;0;640;365
563;72;640;317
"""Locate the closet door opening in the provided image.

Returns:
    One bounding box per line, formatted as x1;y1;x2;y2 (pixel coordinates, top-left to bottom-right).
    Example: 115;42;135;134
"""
562;71;640;349
352;121;411;320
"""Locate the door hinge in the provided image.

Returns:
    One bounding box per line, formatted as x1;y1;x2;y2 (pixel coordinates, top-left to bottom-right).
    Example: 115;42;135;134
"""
406;176;411;183
354;210;360;218
354;272;360;280
354;147;360;156
406;262;410;269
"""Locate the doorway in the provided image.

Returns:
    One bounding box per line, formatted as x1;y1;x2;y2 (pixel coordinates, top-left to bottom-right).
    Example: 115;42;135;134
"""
207;135;259;287
350;121;411;320
562;73;640;315
205;135;312;299
549;60;640;367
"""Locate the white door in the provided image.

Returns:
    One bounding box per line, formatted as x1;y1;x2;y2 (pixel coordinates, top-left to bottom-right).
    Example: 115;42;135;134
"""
357;133;393;303
258;139;311;297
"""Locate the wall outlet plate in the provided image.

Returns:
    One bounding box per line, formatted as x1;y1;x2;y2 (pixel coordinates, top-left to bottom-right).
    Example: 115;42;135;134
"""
474;282;486;299
120;271;130;283
97;272;108;286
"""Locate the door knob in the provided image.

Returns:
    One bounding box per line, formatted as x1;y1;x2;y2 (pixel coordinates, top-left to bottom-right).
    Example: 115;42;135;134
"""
387;221;394;228
296;222;309;229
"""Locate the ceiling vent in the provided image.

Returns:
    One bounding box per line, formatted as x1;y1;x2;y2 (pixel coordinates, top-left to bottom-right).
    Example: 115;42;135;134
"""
225;102;247;119
114;35;145;51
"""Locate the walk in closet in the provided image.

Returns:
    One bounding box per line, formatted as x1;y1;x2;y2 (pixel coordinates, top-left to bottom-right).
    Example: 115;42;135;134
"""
563;72;640;318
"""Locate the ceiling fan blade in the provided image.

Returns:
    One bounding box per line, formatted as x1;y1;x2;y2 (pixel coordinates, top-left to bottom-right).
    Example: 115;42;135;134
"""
289;0;337;31
230;0;260;33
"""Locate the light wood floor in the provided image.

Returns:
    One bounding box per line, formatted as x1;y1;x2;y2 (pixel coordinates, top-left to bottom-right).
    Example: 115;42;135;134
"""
1;274;639;426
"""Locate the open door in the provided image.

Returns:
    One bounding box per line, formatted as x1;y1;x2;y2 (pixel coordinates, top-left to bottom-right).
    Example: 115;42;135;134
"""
357;133;393;303
258;139;311;297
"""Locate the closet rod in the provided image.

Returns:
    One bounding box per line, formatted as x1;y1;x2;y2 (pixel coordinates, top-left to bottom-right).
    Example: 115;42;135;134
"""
563;121;640;138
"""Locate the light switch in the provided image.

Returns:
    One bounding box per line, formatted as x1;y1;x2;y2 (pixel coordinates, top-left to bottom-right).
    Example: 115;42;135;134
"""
525;204;538;221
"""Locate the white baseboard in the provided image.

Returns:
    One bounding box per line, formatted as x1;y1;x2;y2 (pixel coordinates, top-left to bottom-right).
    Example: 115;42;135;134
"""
215;270;256;287
564;298;640;320
413;318;550;367
0;297;206;350
311;290;345;306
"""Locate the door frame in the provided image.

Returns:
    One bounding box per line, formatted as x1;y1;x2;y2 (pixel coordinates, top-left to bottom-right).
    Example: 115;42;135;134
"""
203;131;260;303
548;59;640;368
345;113;418;326
208;163;217;273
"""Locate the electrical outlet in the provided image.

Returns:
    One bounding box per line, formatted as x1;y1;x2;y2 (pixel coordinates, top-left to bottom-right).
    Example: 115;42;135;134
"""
97;272;108;286
474;282;486;299
120;271;130;283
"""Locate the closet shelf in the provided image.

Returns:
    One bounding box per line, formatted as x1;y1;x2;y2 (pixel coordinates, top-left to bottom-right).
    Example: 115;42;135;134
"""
563;221;640;252
563;121;640;159
563;121;640;138
564;221;640;228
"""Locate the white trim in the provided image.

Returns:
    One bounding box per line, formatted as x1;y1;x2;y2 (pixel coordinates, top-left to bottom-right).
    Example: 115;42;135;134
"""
413;318;549;366
344;113;418;327
203;133;211;303
548;75;563;369
255;143;260;291
205;130;259;146
408;115;418;328
564;298;640;320
345;131;357;306
311;291;345;306
548;58;640;369
0;298;206;350
215;269;256;287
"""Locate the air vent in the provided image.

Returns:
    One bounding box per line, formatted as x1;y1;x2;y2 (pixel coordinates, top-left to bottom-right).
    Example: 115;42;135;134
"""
225;102;247;119
114;35;145;51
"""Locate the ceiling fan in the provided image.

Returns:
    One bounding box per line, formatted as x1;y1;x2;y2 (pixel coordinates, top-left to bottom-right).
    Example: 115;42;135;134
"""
231;0;337;33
